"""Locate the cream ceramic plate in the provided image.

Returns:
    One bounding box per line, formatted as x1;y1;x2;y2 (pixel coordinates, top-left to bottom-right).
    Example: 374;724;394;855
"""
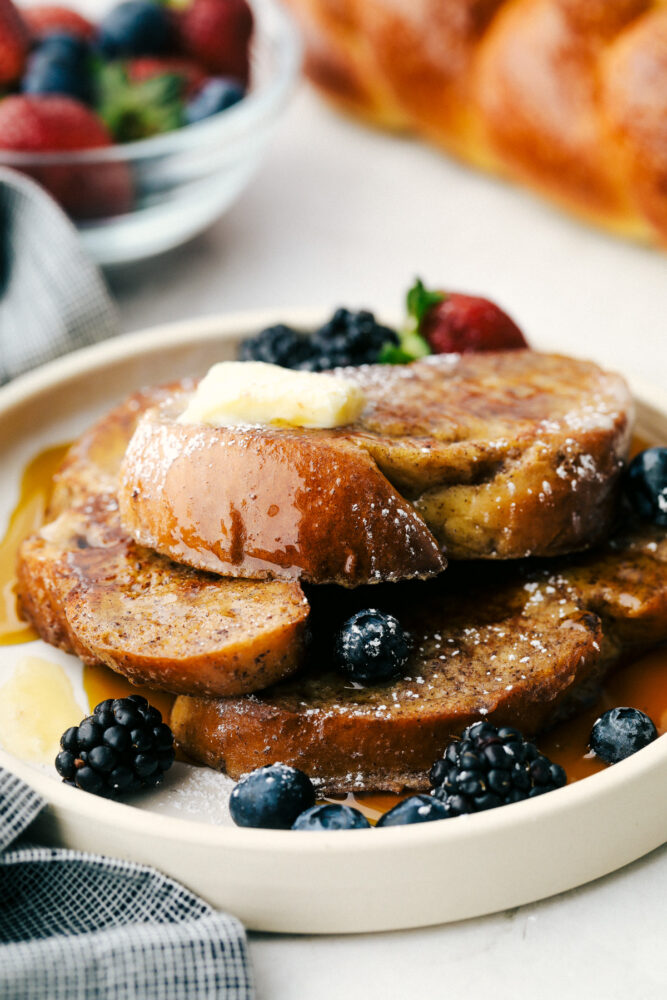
1;311;666;935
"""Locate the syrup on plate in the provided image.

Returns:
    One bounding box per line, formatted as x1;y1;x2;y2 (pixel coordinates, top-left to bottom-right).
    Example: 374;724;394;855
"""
2;440;666;822
0;444;69;646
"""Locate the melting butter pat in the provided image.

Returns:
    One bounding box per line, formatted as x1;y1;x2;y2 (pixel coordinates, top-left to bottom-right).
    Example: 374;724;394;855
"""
178;361;366;429
0;656;82;765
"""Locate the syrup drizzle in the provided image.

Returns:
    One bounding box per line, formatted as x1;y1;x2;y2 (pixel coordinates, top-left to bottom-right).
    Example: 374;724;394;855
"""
0;443;69;646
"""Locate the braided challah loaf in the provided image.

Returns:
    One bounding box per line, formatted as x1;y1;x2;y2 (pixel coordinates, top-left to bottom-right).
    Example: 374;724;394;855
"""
285;0;667;246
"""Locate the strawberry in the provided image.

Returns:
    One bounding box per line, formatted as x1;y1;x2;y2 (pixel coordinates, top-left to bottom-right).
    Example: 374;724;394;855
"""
0;94;113;153
23;5;95;42
0;96;134;220
0;0;29;86
179;0;253;83
422;291;528;354
126;56;207;98
380;279;528;364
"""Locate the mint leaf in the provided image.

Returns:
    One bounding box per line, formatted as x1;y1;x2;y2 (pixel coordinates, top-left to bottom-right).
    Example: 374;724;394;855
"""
406;278;447;331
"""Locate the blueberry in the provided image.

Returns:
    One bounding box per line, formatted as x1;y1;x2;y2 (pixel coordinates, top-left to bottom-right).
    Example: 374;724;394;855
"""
291;804;370;831
590;707;658;764
21;38;92;102
333;609;411;683
37;33;90;62
185;77;245;125
626;448;667;526
229;763;315;829
376;795;452;827
98;1;172;58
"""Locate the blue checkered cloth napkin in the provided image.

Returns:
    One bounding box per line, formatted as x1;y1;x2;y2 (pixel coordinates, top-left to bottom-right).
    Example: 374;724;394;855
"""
0;169;255;998
0;768;255;1000
0;167;120;383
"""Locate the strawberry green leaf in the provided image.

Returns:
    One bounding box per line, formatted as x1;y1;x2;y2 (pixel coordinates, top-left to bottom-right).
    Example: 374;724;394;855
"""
378;332;431;364
96;62;184;143
379;277;443;364
406;278;447;330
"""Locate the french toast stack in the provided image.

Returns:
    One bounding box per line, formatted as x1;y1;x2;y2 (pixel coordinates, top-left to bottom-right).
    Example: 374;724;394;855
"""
16;349;667;793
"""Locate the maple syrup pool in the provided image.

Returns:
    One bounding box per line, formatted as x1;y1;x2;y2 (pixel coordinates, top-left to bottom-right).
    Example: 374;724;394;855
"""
1;441;666;823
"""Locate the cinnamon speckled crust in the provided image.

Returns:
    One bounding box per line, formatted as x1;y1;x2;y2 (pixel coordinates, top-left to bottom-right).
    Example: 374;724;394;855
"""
171;522;667;793
284;0;667;247
16;389;309;697
119;351;632;580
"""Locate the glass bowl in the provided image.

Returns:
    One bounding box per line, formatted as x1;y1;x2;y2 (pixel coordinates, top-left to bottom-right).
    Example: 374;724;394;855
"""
0;0;301;266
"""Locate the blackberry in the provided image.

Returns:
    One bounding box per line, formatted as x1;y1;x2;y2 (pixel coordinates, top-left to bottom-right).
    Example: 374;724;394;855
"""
430;721;567;815
55;695;175;799
589;707;657;764
229;763;315;829
238;324;315;368
291;803;370;831
238;309;398;371
333;609;411;684
304;309;399;370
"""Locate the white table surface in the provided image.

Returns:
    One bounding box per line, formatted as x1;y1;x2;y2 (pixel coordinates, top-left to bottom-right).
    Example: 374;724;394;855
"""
108;85;667;998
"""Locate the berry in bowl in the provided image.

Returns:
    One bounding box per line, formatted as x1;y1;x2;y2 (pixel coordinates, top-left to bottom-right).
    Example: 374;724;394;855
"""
0;0;301;264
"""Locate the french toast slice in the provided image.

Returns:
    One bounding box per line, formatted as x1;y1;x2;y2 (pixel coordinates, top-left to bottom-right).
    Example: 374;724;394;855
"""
119;351;632;586
16;388;309;697
171;522;667;793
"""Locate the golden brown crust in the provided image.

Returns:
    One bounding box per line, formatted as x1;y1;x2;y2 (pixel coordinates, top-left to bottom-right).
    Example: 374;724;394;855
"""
171;522;667;793
119;408;446;587
119;352;632;579
285;0;667;246
16;389;309;697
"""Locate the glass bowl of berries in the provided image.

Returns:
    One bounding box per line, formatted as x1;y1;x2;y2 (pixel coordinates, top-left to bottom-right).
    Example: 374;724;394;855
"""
0;0;301;265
